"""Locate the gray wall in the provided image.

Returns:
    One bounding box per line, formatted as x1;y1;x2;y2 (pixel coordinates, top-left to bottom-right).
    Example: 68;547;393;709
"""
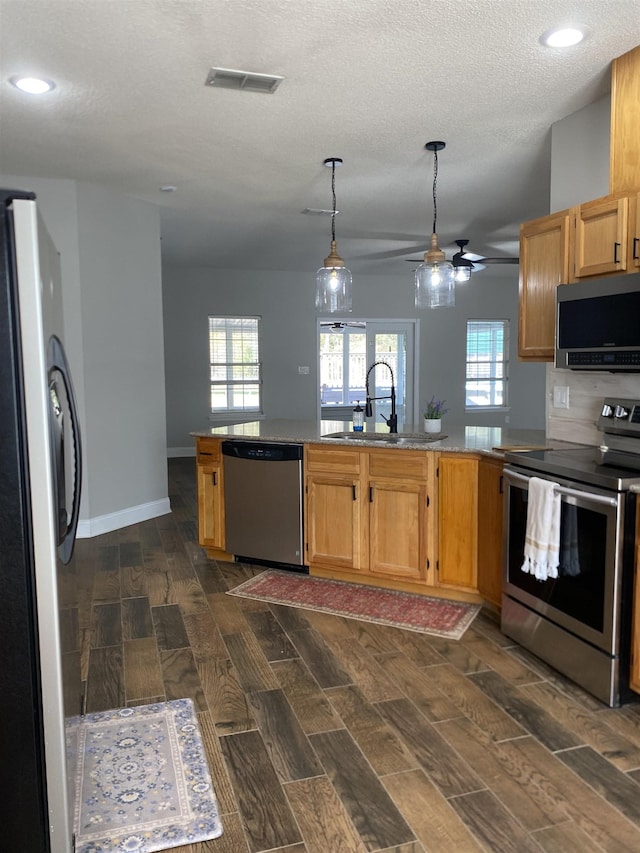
550;94;611;211
1;174;168;532
163;265;546;453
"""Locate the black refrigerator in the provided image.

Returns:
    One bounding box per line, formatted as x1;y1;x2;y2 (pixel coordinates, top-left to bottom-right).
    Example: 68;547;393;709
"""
0;190;83;851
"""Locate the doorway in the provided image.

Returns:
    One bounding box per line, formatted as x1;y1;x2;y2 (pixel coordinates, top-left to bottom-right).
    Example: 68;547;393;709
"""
318;319;417;428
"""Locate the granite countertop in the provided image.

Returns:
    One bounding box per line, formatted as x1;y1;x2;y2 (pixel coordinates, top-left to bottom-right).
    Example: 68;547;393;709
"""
191;419;582;458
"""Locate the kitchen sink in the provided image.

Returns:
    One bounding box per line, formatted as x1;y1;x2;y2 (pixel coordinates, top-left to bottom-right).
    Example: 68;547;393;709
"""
321;431;447;444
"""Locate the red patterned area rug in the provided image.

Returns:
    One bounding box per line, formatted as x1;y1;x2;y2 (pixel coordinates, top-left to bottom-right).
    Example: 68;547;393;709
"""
227;570;480;640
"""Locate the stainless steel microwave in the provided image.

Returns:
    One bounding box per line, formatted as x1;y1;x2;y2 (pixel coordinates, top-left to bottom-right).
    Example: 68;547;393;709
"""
555;273;640;371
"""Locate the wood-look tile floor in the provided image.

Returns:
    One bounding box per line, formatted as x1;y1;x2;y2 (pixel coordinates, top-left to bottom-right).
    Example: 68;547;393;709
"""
74;457;640;853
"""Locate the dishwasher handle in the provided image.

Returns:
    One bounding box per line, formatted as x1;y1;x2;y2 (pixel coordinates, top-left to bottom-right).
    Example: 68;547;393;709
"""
221;440;303;462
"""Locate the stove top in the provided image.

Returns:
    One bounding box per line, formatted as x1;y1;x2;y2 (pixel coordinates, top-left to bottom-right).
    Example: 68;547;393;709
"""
504;446;640;491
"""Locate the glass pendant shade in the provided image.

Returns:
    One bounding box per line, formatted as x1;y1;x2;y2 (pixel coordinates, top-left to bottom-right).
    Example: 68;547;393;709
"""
415;232;455;308
316;241;352;312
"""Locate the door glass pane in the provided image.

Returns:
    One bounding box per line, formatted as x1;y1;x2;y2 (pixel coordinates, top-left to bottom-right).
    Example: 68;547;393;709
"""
370;331;408;428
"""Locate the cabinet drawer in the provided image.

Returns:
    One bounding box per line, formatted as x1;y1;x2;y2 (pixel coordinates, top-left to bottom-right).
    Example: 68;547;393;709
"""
196;436;222;464
368;449;429;480
305;445;361;475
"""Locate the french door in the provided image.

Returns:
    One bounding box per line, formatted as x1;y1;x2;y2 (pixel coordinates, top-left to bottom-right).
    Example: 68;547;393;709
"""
318;320;417;428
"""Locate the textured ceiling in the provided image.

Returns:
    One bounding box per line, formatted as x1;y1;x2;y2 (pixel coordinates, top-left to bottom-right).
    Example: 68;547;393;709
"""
1;0;639;276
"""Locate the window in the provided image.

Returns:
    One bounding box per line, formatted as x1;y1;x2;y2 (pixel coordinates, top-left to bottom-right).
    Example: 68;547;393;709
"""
465;320;508;408
209;316;262;415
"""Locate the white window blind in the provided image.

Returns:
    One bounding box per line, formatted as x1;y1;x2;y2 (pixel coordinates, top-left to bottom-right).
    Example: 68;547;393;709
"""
465;320;508;408
209;316;262;414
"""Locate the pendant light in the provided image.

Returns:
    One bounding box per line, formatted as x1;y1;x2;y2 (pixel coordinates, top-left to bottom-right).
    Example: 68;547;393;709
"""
415;141;455;309
316;157;352;313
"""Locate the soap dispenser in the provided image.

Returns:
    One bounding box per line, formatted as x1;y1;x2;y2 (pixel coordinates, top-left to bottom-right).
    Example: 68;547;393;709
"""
353;401;364;431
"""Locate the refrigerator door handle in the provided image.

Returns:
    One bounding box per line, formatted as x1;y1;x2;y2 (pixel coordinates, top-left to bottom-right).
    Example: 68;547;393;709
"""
48;334;82;564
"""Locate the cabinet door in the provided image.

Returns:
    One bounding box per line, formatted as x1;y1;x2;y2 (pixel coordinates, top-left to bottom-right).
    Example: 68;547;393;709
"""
574;196;629;278
610;45;640;194
438;455;478;591
368;478;427;581
477;459;504;608
306;474;364;572
518;211;571;361
630;192;640;272
197;462;225;550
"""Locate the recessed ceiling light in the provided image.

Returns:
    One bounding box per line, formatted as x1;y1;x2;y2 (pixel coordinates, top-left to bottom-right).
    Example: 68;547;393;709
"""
541;26;586;48
160;185;177;192
10;75;56;94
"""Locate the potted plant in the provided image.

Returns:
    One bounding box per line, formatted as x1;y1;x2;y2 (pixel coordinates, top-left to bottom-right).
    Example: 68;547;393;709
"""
424;396;448;433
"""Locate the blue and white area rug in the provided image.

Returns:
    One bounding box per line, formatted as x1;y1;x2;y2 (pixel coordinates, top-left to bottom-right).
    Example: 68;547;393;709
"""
67;698;223;853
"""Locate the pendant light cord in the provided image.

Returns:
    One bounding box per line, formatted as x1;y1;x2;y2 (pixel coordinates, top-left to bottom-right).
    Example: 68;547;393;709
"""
331;161;337;243
432;149;438;235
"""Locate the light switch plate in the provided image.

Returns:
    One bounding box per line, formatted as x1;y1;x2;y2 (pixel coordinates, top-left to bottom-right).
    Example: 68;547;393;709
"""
553;386;570;408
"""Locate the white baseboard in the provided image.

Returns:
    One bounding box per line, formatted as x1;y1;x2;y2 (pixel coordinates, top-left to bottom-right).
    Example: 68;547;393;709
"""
168;446;196;458
76;497;172;539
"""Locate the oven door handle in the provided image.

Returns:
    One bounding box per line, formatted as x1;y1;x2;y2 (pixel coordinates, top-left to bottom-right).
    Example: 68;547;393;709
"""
504;469;619;507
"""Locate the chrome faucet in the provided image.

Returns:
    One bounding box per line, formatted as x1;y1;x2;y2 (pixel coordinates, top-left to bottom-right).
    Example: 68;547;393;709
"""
364;361;398;433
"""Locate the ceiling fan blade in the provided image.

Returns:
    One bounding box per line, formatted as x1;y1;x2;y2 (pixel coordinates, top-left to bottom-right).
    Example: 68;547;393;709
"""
478;257;519;264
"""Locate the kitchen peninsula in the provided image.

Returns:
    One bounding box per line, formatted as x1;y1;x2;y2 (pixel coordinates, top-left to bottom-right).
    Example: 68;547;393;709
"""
192;420;579;609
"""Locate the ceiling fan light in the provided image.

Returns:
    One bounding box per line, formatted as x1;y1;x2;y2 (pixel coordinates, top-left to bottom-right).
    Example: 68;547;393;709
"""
454;264;472;283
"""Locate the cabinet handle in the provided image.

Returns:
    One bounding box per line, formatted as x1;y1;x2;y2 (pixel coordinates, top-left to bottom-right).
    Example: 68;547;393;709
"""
614;242;621;263
499;475;504;494
634;237;639;261
369;486;374;502
426;495;430;507
200;451;213;456
212;472;217;486
352;484;357;501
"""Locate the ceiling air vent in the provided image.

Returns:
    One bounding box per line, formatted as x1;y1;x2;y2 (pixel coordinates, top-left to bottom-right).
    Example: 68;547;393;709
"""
205;67;283;94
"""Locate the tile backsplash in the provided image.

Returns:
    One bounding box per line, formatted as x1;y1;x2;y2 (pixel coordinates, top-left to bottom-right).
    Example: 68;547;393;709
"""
546;365;640;445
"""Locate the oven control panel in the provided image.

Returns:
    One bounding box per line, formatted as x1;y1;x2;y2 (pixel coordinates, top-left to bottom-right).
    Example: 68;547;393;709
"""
598;397;640;435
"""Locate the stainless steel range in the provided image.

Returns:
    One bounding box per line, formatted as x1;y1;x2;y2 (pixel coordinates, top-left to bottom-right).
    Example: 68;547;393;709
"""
502;397;640;707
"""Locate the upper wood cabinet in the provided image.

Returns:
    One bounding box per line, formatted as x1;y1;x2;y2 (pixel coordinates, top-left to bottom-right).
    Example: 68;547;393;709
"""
518;210;571;361
519;193;640;361
610;44;640;194
574;195;630;278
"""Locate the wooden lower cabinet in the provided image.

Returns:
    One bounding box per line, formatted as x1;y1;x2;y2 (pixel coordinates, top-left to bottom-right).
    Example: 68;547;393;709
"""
305;444;435;589
195;437;226;552
305;473;364;572
437;454;478;591
477;458;504;608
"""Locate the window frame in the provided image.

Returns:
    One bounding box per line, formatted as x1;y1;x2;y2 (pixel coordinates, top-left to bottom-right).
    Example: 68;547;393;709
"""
208;315;263;420
464;319;509;411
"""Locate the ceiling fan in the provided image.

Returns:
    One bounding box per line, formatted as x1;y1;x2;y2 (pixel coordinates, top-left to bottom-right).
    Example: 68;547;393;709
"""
319;321;366;330
406;239;519;271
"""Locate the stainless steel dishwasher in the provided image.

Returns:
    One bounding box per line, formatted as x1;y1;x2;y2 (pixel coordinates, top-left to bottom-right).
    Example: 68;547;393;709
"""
221;441;306;568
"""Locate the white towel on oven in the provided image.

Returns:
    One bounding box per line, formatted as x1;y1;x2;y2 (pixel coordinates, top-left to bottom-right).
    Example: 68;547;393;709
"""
520;477;561;581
